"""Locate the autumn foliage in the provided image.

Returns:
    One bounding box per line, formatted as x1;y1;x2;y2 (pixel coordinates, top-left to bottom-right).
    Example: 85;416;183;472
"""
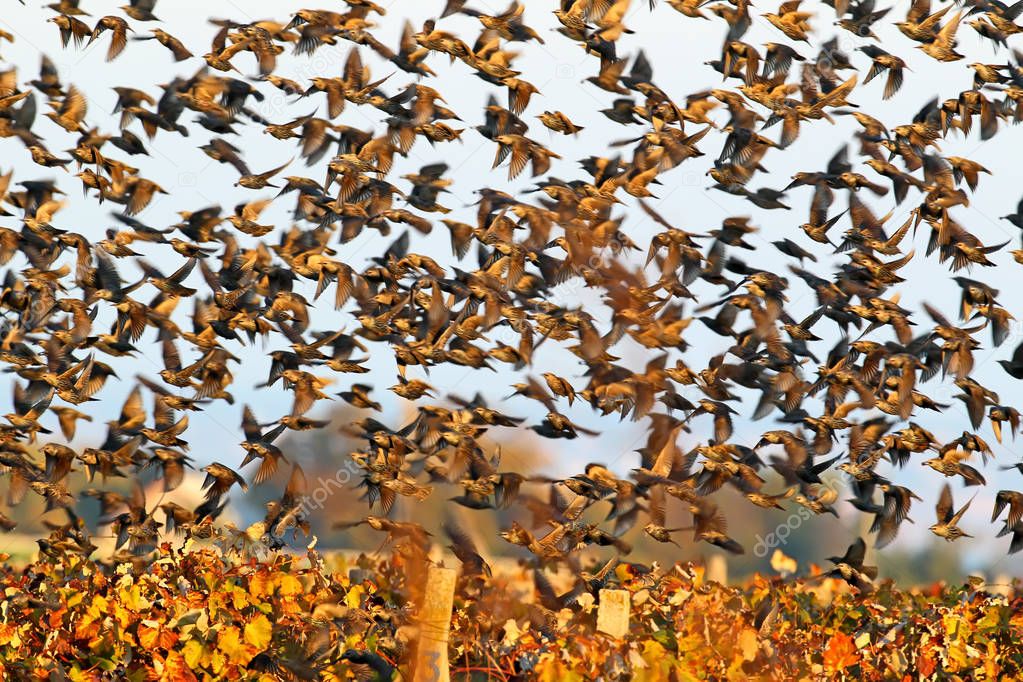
2;542;1022;680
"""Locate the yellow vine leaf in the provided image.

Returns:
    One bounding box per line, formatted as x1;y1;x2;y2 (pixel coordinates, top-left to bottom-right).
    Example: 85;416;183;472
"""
244;614;273;652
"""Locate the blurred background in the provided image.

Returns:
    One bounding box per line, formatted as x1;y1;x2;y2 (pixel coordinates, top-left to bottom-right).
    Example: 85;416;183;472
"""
0;0;1020;583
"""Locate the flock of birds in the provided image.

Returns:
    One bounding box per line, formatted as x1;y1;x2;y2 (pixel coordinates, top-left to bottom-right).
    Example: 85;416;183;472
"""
2;0;1023;598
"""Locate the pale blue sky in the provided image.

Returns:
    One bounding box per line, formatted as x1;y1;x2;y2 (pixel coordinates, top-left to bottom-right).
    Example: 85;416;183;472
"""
1;1;1021;572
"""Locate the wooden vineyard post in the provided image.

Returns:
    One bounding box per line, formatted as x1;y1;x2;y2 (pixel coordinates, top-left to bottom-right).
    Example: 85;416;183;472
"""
707;554;728;585
413;565;457;682
597;588;631;639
